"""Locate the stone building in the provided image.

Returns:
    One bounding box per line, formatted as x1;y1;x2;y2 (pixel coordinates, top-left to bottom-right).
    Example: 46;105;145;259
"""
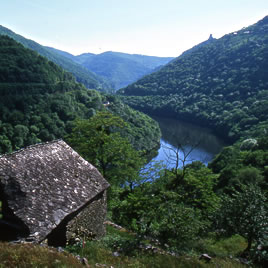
0;140;109;246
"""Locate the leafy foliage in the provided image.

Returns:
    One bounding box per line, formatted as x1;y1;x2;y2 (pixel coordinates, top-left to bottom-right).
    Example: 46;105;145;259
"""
209;138;268;192
110;163;220;252
104;95;161;152
108;137;267;264
67;111;145;186
214;184;268;257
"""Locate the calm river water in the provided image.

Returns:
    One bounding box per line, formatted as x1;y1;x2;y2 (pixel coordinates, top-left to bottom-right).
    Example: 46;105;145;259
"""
151;116;227;168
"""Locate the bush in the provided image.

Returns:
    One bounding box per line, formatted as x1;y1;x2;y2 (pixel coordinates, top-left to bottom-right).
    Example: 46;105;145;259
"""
214;184;268;257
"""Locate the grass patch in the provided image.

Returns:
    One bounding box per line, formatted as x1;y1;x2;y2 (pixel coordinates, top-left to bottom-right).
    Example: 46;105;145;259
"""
0;242;83;268
65;226;251;268
67;240;249;268
0;228;253;268
196;234;248;257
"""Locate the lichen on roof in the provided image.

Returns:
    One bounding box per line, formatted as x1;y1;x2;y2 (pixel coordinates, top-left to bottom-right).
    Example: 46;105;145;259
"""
0;140;109;242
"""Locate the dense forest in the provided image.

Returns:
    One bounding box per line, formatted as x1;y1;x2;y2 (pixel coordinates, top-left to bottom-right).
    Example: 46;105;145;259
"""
0;35;161;154
0;16;268;267
118;16;268;143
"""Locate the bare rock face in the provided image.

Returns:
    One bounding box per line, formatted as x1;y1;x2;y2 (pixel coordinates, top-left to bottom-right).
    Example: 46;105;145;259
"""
0;140;109;245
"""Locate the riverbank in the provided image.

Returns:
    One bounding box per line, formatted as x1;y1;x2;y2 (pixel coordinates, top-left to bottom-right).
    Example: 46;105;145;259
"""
148;116;227;168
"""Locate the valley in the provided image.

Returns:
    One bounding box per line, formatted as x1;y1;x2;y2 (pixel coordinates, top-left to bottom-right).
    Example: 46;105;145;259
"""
118;16;268;143
0;14;268;267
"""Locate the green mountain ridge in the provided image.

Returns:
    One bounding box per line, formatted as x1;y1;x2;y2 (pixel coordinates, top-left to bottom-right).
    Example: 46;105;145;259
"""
0;35;160;154
0;25;112;91
118;16;268;142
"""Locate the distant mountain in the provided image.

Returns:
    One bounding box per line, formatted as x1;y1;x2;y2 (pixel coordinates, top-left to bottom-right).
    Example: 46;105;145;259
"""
74;51;174;90
0;25;112;91
118;16;268;142
43;49;173;90
0;24;174;91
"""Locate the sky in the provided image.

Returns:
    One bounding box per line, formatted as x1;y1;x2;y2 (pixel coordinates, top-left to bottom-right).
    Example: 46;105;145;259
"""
0;0;267;57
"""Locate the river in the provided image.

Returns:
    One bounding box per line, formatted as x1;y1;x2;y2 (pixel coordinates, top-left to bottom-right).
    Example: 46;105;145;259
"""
150;116;227;169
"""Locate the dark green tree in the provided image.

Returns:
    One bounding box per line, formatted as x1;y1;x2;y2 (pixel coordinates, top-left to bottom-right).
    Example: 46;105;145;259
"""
66;111;144;187
215;184;268;254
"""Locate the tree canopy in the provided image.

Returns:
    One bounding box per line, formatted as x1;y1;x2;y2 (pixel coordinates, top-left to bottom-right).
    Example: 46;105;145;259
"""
0;35;161;154
67;111;144;186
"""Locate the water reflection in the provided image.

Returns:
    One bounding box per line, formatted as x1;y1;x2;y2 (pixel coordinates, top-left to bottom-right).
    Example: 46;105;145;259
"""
151;116;227;168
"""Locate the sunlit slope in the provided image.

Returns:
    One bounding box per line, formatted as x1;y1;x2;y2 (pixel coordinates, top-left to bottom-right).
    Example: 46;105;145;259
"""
119;16;268;141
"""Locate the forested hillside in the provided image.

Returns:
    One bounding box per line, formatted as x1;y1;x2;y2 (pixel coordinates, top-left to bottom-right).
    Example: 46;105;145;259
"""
0;17;268;267
0;25;111;91
0;35;160;154
119;16;268;142
110;18;268;266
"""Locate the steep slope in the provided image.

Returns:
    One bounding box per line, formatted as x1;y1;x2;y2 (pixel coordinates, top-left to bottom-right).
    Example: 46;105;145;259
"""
0;36;160;154
118;16;268;141
0;25;111;91
74;51;174;90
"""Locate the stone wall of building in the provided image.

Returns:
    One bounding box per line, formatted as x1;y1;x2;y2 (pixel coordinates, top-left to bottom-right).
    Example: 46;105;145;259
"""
66;190;107;244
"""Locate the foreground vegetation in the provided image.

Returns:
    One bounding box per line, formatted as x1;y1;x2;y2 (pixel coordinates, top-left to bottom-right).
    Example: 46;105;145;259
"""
64;110;267;266
0;226;252;268
0;242;84;268
2;108;266;266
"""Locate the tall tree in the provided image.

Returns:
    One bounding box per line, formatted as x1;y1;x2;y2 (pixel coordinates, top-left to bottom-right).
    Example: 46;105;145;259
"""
66;111;144;187
215;184;268;253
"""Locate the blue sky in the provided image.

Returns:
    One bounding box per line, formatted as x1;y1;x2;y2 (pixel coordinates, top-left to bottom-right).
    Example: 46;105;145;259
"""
0;0;267;57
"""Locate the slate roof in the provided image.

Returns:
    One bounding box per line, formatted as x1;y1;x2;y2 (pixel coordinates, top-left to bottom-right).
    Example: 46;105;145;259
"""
0;140;110;242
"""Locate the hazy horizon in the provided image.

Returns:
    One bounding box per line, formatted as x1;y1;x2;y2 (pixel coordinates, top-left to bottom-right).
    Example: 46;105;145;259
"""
1;0;267;57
